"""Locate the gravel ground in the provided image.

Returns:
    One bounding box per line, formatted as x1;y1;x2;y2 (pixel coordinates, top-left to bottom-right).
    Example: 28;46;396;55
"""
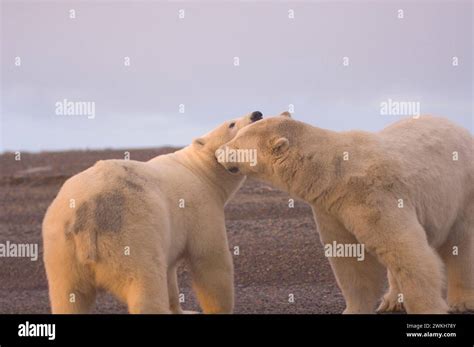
0;148;346;314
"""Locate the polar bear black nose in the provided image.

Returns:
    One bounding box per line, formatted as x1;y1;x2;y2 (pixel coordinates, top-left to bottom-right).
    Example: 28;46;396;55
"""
250;111;263;122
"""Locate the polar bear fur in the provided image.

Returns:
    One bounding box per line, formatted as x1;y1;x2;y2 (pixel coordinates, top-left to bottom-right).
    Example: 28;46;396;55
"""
42;111;263;314
218;113;473;314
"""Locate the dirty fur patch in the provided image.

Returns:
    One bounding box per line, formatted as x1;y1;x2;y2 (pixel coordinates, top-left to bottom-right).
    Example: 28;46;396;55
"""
94;192;126;233
69;191;127;236
72;202;90;234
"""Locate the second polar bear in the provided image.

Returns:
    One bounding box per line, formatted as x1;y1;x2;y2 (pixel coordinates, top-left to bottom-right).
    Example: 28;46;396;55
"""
218;113;473;314
42;111;263;314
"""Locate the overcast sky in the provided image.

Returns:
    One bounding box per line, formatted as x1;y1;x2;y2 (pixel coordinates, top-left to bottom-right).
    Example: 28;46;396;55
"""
1;0;472;152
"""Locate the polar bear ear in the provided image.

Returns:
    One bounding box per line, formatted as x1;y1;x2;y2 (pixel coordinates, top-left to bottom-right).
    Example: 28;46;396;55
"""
192;137;206;147
280;111;292;118
272;137;289;155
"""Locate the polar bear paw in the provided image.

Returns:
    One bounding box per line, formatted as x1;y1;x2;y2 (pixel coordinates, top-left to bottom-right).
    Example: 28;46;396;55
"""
448;300;474;313
376;291;404;313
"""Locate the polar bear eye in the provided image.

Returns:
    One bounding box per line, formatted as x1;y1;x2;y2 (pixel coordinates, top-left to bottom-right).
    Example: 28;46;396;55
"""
229;122;236;128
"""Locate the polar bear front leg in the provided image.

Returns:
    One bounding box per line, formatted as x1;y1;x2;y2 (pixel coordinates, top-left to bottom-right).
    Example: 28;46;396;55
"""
189;250;234;314
167;265;184;314
349;210;448;314
327;254;386;314
376;270;405;313
187;223;234;314
316;212;386;313
125;262;171;314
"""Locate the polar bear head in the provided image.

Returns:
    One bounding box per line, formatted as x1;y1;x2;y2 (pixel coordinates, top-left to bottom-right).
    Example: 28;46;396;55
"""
216;111;298;180
192;111;263;153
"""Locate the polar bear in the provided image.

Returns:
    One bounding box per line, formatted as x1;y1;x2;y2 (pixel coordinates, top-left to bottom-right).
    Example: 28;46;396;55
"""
217;112;473;314
42;111;263;314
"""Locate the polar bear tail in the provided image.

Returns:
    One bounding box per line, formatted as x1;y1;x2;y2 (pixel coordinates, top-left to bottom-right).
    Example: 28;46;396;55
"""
73;228;98;264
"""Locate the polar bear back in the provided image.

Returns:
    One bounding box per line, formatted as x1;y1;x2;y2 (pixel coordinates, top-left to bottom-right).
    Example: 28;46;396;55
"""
44;154;217;266
376;116;473;245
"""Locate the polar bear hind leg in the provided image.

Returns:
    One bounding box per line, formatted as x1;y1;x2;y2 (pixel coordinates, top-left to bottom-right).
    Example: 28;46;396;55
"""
348;208;448;314
44;224;97;313
48;271;97;313
441;203;474;312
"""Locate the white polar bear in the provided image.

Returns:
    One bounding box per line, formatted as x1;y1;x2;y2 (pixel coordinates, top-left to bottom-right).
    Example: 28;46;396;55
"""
42;111;263;314
218;112;473;314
